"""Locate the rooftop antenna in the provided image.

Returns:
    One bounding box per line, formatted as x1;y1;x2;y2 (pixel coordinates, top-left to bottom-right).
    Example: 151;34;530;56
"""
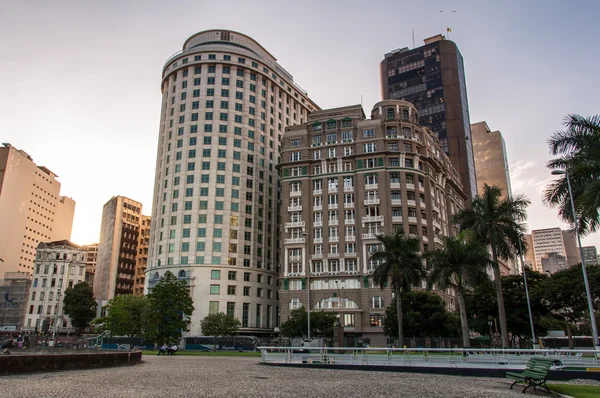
360;94;363;107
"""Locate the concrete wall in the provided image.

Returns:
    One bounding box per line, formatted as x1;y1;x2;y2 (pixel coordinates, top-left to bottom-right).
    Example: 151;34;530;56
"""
0;351;142;375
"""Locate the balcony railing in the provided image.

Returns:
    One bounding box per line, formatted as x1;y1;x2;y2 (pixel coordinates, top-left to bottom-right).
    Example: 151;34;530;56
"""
289;255;302;261
365;183;378;190
390;182;401;189
392;216;403;223
364;198;380;205
408;216;417;223
434;236;443;245
284;237;306;244
329;236;339;243
362;232;378;240
419;184;425;192
406;183;415;191
361;215;384;224
421;218;428;225
344;218;355;225
328;203;338;209
313;189;322;195
391;198;402;205
407;199;416;207
328;253;340;258
312;253;323;259
313;220;323;227
285;221;305;228
328;187;338;193
288;205;302;212
313;205;323;211
420;201;426;208
343;186;354;192
313;237;323;244
344;202;355;209
345;235;356;242
290;190;302;197
422;235;429;243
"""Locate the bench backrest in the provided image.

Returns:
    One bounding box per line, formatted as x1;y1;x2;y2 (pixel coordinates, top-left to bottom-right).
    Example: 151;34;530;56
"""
525;358;554;373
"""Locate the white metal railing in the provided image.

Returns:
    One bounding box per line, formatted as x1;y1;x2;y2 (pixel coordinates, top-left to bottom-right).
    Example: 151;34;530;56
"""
362;215;384;224
365;183;378;190
288;205;302;212
364;198;380;205
290;190;302;197
407;199;416;207
284;237;305;244
285;221;305;228
313;189;323;195
259;347;600;369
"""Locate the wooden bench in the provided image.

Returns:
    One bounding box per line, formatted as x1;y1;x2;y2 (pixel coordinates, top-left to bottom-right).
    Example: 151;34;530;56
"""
506;357;554;393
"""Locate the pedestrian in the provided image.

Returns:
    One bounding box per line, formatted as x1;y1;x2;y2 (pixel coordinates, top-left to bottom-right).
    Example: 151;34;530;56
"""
157;343;167;356
168;344;178;355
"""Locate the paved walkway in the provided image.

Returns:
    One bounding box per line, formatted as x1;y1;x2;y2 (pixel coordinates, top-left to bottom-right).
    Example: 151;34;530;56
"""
0;355;545;397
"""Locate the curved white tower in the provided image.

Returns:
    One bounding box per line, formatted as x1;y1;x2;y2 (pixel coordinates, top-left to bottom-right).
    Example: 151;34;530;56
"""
147;30;319;336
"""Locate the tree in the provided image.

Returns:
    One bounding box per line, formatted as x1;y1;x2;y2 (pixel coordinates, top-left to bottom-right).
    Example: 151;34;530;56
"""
454;184;530;348
62;282;97;335
279;307;338;339
425;231;491;347
544;114;600;235
383;292;460;339
146;271;194;345
370;230;425;347
200;313;241;351
105;295;150;347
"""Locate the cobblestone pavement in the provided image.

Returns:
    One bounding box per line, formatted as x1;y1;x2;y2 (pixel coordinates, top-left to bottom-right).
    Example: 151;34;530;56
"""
0;355;544;397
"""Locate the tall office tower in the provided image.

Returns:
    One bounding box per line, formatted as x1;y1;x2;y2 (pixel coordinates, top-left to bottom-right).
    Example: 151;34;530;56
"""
81;243;98;287
470;121;512;199
146;30;319;336
95;196;146;300
24;240;87;333
380;34;477;201
529;227;580;272
0;143;76;275
278;100;467;346
582;246;598;266
523;233;535;268
134;215;151;295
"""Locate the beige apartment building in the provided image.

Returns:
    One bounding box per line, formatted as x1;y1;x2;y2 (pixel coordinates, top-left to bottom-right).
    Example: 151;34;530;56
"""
134;215;151;295
524;227;580;272
81;243;98;287
278;100;467;346
0;143;75;275
95;196;147;300
146;30;319;336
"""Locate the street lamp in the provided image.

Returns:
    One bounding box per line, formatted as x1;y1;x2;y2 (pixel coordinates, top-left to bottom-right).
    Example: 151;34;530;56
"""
302;232;311;341
551;169;599;348
517;236;538;349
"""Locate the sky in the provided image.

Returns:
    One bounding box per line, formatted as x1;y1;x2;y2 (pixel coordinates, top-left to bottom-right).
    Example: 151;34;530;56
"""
1;0;599;249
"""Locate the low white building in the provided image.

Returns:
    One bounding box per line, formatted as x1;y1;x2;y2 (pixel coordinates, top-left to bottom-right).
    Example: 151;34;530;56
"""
23;240;87;334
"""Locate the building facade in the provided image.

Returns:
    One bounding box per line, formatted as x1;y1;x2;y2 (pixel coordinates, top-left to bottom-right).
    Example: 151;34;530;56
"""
23;240;87;333
380;34;477;201
526;228;580;272
134;215;151;295
0;272;32;334
95;196;145;301
81;243;98;287
0;143;76;275
278;100;467;346
541;252;568;274
581;246;598;266
470;121;512;200
145;30;319;336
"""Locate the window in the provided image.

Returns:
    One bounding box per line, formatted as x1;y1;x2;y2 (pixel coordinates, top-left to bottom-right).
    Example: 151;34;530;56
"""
211;270;221;280
210;285;220;295
363;129;375;137
227;285;236;295
363;143;376;153
371;296;384;309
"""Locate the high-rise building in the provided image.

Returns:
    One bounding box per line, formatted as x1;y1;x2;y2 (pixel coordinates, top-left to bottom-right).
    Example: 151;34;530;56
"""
526;227;580;272
0;143;76;275
23;240;87;333
146;30;319;336
95;196;146;301
380;34;477;201
81;243;98;287
278;100;467;346
541;252;568;274
470;121;512;199
581;246;598;266
134;215;151;295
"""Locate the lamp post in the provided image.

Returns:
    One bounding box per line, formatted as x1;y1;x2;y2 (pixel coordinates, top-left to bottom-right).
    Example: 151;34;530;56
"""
551;169;599;348
302;232;311;341
517;236;538;349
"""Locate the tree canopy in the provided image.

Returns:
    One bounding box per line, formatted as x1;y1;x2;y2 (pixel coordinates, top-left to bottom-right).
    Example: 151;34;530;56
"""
279;307;338;339
200;312;241;351
146;271;194;345
105;294;150;340
62;282;97;334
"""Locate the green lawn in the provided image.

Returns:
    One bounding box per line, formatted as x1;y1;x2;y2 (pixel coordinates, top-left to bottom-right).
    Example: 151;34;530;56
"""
548;384;600;398
141;350;261;357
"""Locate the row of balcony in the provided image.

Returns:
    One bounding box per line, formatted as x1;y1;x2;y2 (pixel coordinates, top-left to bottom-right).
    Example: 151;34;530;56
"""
287;217;437;229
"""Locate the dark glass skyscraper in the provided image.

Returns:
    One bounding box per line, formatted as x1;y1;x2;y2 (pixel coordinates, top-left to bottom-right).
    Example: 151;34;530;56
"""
380;34;477;200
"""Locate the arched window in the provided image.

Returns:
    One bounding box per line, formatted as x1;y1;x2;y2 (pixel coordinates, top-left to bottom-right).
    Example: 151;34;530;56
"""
371;296;384;309
153;272;160;280
178;270;187;278
314;297;358;310
386;107;395;119
402;108;410;120
365;175;378;185
289;298;302;310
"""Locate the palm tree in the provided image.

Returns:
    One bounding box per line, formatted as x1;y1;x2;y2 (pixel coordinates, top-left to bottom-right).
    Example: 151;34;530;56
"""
544;114;600;235
425;230;491;347
453;184;529;348
370;229;425;347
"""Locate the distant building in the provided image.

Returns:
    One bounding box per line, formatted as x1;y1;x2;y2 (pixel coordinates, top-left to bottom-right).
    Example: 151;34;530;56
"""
81;244;98;287
380;34;477;201
134;215;151;295
582;246;598;266
23;240;87;334
0;143;75;275
527;228;580;272
95;196;147;300
278;100;467;346
0;272;32;334
541;252;568;274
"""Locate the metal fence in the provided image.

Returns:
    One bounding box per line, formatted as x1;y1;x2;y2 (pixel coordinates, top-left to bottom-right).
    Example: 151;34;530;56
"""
258;347;600;369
